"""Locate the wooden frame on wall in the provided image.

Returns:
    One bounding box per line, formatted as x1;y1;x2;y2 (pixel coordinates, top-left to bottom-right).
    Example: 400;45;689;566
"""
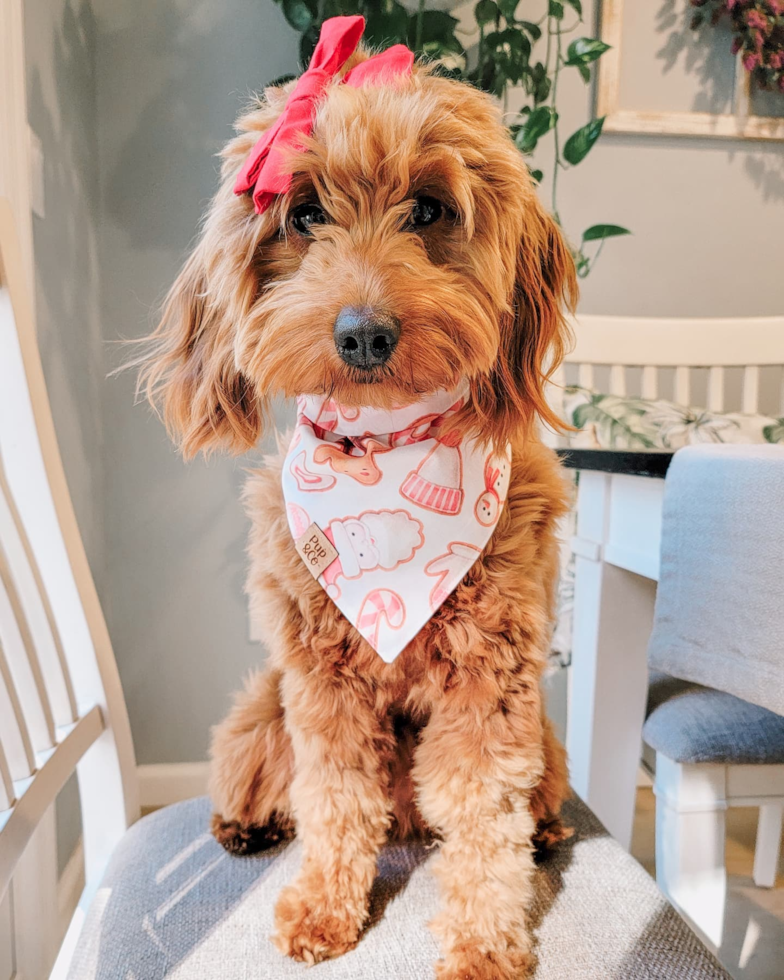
597;0;784;140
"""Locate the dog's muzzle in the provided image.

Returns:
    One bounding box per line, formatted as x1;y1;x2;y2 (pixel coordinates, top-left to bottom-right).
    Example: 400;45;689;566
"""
333;306;400;369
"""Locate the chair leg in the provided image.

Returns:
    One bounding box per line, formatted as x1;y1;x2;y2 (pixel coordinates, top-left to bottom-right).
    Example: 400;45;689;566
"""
753;802;783;888
654;755;727;948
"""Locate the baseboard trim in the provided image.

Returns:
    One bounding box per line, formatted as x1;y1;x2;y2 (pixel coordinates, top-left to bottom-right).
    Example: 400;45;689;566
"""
137;762;210;808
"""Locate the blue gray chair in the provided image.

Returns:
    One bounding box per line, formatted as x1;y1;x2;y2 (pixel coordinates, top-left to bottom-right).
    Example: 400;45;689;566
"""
645;445;784;947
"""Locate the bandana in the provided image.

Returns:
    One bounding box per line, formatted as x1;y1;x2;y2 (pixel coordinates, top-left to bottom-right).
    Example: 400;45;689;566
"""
281;386;512;662
234;16;414;214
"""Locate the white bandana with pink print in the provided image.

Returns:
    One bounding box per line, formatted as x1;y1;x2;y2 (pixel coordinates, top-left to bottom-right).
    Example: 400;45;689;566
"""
281;384;511;662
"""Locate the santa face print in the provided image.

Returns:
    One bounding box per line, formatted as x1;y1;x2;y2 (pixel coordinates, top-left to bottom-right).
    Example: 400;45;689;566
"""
343;519;380;570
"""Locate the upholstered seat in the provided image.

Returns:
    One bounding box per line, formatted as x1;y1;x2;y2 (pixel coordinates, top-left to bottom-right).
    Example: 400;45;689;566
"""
645;672;784;765
67;795;728;979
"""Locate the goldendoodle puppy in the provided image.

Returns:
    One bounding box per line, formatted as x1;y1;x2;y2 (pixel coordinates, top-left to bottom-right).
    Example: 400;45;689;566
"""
140;16;575;978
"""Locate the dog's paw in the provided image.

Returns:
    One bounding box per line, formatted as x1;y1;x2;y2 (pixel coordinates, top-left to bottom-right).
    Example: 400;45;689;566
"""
273;884;362;964
532;814;573;862
210;812;292;856
436;944;533;980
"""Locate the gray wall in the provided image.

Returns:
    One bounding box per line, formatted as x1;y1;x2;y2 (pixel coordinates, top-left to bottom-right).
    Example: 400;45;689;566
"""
93;0;298;764
24;0;105;582
523;0;784;317
26;0;782;768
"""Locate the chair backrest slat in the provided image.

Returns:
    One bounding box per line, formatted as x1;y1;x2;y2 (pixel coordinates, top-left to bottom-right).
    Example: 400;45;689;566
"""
707;366;725;412
0;741;14;812
0;461;77;727
641;365;657;400
742;365;760;415
0;642;36;780
608;364;626;396
0;557;56;754
578;363;594;389
674;366;691;407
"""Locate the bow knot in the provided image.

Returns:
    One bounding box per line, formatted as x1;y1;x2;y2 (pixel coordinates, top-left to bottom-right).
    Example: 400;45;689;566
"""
234;16;414;215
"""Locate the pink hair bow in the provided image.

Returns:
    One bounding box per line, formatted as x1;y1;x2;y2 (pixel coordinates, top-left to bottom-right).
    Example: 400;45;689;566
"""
234;15;414;215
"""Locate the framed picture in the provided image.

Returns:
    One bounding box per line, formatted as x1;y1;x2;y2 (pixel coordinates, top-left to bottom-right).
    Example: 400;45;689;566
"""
597;0;784;140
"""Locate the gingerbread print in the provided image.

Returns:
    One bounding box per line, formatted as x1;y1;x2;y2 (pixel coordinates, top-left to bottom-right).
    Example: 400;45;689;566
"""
313;437;391;485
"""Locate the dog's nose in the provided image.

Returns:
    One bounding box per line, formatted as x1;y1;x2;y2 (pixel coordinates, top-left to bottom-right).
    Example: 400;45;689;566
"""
333;307;400;369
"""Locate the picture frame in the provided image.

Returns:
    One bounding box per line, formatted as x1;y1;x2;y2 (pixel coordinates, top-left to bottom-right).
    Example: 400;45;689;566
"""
597;0;784;141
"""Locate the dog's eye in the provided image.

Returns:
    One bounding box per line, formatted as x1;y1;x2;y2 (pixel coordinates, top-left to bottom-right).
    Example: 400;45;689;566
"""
289;203;328;236
410;195;444;228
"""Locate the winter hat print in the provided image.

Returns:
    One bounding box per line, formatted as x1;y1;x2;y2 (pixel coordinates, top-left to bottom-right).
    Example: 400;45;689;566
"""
400;441;464;515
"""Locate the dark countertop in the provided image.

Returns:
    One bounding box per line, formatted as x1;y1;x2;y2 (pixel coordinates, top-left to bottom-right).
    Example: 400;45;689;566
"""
555;448;674;479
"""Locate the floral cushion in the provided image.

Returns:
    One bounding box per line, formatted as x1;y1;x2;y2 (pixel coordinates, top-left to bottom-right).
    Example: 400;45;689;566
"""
562;386;784;451
550;388;784;667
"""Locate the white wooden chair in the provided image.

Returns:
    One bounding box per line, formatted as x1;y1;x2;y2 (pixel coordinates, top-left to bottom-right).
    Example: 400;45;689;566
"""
0;198;138;978
0;199;737;980
554;313;784;948
553;313;784;422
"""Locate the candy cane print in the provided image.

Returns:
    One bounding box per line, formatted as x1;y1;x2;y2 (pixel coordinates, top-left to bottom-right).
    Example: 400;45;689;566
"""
314;398;361;432
289;450;336;492
356;589;405;651
287;502;311;538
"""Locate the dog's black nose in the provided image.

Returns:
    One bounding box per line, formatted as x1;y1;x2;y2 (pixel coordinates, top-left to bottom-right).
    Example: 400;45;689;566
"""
333;307;400;369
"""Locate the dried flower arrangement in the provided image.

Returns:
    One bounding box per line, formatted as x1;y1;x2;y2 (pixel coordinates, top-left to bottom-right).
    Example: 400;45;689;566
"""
691;0;784;91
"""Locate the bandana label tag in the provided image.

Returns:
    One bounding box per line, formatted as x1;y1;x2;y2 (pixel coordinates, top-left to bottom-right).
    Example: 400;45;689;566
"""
296;523;339;579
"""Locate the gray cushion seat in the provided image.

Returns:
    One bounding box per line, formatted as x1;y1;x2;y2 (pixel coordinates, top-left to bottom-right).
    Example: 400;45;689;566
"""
67;795;728;979
644;672;784;765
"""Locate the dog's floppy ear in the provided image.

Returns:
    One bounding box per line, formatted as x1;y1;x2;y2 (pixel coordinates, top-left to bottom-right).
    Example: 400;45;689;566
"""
480;195;577;443
137;98;288;459
137;232;260;459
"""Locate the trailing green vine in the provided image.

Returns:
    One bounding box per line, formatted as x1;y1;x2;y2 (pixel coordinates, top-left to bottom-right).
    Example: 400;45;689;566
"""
271;0;630;276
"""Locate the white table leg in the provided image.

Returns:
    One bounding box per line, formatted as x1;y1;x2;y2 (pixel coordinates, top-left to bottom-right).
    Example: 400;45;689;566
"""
753;802;783;888
567;471;656;850
654;758;727;948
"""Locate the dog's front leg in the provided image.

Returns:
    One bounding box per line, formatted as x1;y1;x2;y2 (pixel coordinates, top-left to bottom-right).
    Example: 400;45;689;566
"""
273;665;392;964
414;670;545;979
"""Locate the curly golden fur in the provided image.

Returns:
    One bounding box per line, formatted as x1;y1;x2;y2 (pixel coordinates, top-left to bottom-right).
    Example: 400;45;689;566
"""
139;51;576;979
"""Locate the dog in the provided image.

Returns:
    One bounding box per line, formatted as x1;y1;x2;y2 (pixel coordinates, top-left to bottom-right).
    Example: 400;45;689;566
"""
139;17;576;979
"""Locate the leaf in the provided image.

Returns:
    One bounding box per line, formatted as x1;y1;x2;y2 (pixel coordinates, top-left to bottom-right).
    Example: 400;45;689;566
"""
563;116;604;165
565;37;611;65
519;20;542;41
515;105;557;153
563;0;582;15
407;10;463;57
528;61;552;103
574;61;590;82
475;0;499;27
485;29;530;85
365;1;409;45
266;73;297;88
282;0;317;32
497;0;519;20
529;168;544;182
299;23;320;63
763;419;784;443
548;0;564;19
581;223;631;242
